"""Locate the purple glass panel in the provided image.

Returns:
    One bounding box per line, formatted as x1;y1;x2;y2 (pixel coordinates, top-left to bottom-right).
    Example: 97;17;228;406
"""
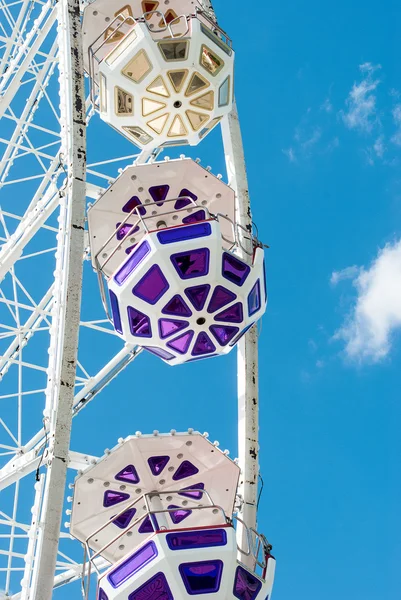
248;280;261;317
108;541;158;588
192;332;216;356
166;528;227;551
103;490;130;508
115;464;140;484
229;323;253;347
122;196;146;216
148;455;170;476
157;223;211;245
182;210;206;224
233;566;262;600
166;330;194;354
128;572;173;600
214;302;244;324
159;318;189;339
174;188;198;210
179;560;223;595
127;307;152;337
132;265;169;305
185;285;210;311
179;483;205;500
263;260;267;302
109;290;122;334
138;515;156;534
171;248;210;280
116;222;139;241
149;184;169;206
173;460;199;481
143;346;175;361
114;241;151;286
98;589;108;600
168;504;192;524
162;294;192;317
207;285;237;314
210;325;239;346
222;252;251;287
112;508;137;529
125;243;137;255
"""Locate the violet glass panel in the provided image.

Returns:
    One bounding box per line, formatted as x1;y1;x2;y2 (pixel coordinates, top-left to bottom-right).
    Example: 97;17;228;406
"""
116;222;139;241
103;490;130;508
173;460;199;481
192;332;216;356
162;294;192;317
179;560;223;595
149;184;169;206
166;528;227;551
138;515;156;534
207;285;237;314
263;260;267;302
171;248;210;280
125;243;137;255
166;330;194;354
185;284;210;311
174;188;198;210
132;265;169;305
182;210;206;224
148;455;170;476
143;346;175;361
179;483;205;500
168;504;192;524
108;541;158;588
128;572;173;600
114;241;151;286
98;589;108;600
127;307;152;337
109;290;122;334
248;280;261;317
112;508;137;529
222;252;251;287
210;325;239;346
122;196;146;216
159;318;189;339
214;302;244;324
233;565;262;600
115;464;140;484
157;223;211;245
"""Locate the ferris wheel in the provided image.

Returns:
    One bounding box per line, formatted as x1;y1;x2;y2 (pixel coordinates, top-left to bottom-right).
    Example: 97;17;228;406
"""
0;1;275;598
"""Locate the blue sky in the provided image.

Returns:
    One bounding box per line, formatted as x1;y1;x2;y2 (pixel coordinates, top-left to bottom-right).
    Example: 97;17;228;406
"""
1;0;401;598
67;0;401;597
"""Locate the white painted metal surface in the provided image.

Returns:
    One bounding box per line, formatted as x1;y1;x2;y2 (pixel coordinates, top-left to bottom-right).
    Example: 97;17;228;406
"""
0;0;271;595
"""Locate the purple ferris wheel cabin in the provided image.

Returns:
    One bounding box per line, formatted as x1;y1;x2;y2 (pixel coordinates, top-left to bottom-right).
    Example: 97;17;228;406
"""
87;158;268;366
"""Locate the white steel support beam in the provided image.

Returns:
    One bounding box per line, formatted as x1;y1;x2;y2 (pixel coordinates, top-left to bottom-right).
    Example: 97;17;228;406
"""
29;0;86;597
0;3;57;118
222;107;260;562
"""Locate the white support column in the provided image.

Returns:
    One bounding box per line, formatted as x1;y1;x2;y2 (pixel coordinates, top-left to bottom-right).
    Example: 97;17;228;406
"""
29;0;87;597
200;0;260;567
222;106;260;562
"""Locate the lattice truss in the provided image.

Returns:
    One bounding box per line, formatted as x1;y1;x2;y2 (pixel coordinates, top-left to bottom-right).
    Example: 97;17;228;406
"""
0;0;148;594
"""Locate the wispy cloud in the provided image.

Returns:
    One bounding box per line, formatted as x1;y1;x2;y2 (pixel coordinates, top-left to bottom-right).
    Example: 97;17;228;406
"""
282;147;296;163
391;104;401;145
320;98;333;113
341;62;381;134
331;265;360;285
333;240;401;363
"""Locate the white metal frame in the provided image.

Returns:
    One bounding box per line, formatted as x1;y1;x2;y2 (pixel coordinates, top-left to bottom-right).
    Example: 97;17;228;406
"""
0;0;263;596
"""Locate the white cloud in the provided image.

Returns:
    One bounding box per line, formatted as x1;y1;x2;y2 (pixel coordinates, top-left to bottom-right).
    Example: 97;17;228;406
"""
282;147;296;162
333;240;401;362
373;135;385;158
321;98;333;113
391;104;401;145
342;63;381;133
330;265;360;285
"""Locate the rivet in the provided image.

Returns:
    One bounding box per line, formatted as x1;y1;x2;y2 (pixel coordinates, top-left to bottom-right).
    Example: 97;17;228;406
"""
136;488;141;494
88;478;94;484
182;500;188;506
177;453;183;459
159;479;166;485
119;544;125;550
103;482;110;487
186;441;192;446
168;466;174;472
120;485;126;491
138;187;144;192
